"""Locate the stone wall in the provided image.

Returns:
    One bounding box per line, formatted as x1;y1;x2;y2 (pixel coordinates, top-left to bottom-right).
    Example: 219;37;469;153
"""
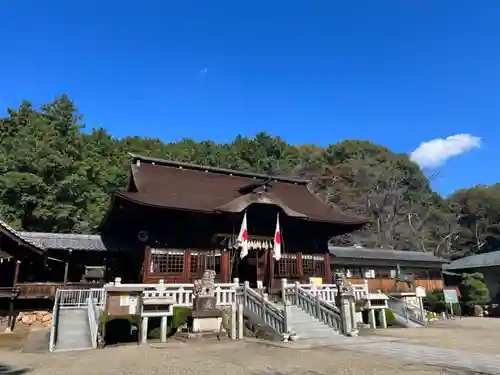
0;311;53;328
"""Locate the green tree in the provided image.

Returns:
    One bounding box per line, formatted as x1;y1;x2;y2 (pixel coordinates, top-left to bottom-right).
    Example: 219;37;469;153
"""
0;92;497;263
459;272;491;312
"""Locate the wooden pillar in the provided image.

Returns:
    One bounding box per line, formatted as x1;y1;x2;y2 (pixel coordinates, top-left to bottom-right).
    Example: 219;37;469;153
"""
63;250;72;285
7;260;21;332
221;251;230;283
267;249;274;292
143;246;151;283
324;254;332;283
297;253;303;278
184;249;191;283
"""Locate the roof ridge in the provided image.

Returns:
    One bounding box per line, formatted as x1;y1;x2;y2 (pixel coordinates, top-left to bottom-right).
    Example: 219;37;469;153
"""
129;153;310;185
19;231;102;238
0;219;45;251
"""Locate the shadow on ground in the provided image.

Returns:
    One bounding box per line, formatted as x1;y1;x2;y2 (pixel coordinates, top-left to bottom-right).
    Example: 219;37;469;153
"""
0;364;30;375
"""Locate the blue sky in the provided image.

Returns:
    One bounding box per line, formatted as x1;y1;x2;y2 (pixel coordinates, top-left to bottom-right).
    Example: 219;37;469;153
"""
1;1;499;195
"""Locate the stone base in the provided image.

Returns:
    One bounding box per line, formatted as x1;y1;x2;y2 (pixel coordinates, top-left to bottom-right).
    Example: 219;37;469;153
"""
192;317;222;333
178;331;222;340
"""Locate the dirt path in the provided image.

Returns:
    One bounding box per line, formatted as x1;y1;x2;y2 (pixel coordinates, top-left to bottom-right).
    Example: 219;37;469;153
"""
0;340;480;375
361;317;500;354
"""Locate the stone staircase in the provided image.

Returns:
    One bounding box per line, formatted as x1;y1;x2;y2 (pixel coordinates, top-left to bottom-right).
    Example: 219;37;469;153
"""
54;308;93;351
276;303;341;340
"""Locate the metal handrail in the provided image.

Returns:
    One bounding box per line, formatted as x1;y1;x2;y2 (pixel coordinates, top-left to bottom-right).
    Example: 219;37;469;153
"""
387;295;426;325
48;289;61;352
87;297;99;349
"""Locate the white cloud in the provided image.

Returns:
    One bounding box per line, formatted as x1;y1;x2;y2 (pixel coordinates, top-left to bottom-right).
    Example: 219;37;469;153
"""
410;134;481;168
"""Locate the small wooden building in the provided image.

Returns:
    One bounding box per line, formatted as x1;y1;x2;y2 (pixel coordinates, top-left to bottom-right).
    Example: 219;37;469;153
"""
329;246;446;293
0;220;122;301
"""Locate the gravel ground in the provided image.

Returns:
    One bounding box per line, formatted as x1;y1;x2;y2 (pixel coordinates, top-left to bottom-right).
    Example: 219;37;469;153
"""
362;317;500;355
0;340;481;375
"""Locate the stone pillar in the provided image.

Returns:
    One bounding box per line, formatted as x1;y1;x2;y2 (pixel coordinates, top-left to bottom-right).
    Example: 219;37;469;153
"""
237;303;244;339
231;303;237;340
378;309;387;328
280;278;287;303
368;309;376;329
363;279;369;295
340;295;353;335
350;301;357;329
140;316;148;344
283;300;292;333
160;316;168;342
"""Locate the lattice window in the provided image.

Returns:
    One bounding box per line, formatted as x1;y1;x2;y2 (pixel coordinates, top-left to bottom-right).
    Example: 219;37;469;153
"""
150;249;185;274
302;257;314;275
190;251;221;275
302;255;325;277
277;254;298;277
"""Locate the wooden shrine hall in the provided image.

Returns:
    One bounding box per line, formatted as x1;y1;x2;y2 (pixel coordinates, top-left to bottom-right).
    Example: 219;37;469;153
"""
100;154;369;290
0;153;447;304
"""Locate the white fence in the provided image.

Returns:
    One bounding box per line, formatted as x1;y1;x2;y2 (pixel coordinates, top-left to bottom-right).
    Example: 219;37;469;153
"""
107;278;239;307
282;281;369;305
58;288;106;308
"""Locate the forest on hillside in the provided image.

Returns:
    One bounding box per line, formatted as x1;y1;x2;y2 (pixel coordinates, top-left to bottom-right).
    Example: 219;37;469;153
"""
1;95;499;259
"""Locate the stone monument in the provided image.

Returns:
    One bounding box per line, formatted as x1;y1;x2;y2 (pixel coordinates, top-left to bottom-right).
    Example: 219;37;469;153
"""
190;270;223;334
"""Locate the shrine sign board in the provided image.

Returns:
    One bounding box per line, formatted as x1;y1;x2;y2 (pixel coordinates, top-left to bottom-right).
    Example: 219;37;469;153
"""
443;288;459;304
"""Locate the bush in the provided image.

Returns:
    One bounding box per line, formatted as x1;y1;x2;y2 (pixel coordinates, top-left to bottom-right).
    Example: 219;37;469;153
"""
385;309;396;326
423;289;446;313
460;273;491;314
172;306;190;329
147;306;191;339
100;306;192;341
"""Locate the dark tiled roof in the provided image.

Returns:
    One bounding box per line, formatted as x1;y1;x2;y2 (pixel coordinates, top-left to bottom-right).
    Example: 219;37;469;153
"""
329;246;447;264
0;219;44;252
117;154;368;226
1;219;121;253
444;251;500;270
18;232;111;251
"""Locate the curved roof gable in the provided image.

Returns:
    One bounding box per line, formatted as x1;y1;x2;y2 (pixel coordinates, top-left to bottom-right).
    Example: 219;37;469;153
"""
116;154;368;225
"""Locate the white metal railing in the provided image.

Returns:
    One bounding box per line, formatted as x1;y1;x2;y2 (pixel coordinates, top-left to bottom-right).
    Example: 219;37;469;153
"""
387;295;426;326
48;290;61;352
236;281;288;336
58;288;106;308
86;297;99;349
